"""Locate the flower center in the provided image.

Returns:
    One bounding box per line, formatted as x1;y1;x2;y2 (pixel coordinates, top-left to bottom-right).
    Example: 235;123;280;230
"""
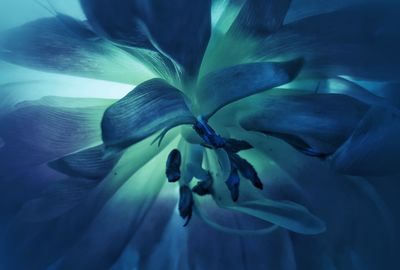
165;116;263;226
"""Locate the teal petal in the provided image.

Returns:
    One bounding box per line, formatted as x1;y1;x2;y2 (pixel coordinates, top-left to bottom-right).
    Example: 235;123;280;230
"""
101;79;195;151
57;143;176;270
195;59;303;118
0;17;154;84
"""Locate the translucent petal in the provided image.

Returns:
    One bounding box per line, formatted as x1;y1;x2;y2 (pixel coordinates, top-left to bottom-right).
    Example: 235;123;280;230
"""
80;0;212;77
0;17;154;84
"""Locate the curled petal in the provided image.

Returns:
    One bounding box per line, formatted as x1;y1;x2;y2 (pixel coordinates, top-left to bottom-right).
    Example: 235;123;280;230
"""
101;78;195;152
317;77;389;106
196;59;303;118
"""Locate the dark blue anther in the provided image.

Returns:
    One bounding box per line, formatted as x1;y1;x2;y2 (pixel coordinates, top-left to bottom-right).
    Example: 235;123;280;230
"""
231;154;263;190
179;185;194;226
193;116;226;148
225;162;240;202
166;149;181;182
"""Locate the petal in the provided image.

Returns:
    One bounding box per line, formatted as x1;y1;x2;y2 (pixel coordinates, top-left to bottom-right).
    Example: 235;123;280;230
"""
228;0;291;37
195;59;303;118
16;178;97;222
204;149;325;234
1;133;179;270
80;0;212;77
49;145;122;180
316;77;389;106
0;97;107;181
101;79;195;151
239;93;369;157
261;2;400;80
187;200;297;270
0;17;154;84
331;105;400;176
227;199;325;234
57;144;176;270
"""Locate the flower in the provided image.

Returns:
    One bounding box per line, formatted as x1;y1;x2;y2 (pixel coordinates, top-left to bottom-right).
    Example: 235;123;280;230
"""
0;0;399;269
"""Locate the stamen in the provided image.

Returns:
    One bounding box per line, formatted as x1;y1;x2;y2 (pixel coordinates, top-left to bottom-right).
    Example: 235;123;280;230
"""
166;149;181;182
165;117;264;225
179;185;194;226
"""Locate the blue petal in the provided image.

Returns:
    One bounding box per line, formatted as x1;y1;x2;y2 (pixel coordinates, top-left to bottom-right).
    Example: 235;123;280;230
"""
239;93;369;157
331;105;400;176
80;0;212;77
195;59;303;118
227;199;326;234
16;178;97;222
316;77;389;106
1;134;177;270
49;145;122;179
0;97;106;181
188;199;297;270
261;2;400;80
228;0;291;37
101;78;195;151
0;17;154;84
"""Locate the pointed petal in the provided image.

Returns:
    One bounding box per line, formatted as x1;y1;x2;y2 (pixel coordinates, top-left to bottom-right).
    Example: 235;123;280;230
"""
239;93;369;157
101;79;195;151
0;17;154;84
262;3;400;80
229;0;291;37
331;106;400;176
49;145;122;180
196;59;303;118
80;0;212;77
